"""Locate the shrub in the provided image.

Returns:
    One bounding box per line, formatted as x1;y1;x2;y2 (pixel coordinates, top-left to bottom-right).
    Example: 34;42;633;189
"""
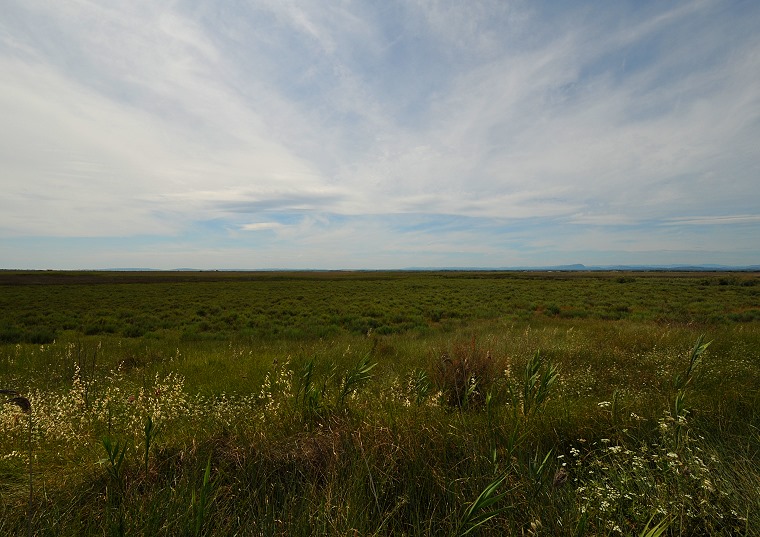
0;324;23;344
25;327;56;344
430;337;499;408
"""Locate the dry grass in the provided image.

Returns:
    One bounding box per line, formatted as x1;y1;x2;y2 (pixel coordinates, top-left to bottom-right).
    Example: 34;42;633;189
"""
1;290;759;535
430;337;503;408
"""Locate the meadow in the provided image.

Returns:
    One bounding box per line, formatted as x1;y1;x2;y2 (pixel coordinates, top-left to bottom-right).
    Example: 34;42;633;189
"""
1;270;759;536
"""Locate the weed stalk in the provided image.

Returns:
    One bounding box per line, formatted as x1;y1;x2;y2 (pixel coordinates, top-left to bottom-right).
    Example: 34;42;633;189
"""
2;390;32;537
456;473;512;536
143;415;159;476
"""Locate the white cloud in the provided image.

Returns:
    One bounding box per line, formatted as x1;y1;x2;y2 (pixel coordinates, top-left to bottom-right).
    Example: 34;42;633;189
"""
664;215;760;226
567;214;639;227
241;222;285;232
0;0;758;267
0;3;343;236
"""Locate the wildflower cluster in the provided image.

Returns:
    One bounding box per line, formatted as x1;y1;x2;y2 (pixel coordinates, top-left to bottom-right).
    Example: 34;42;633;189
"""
380;372;441;408
571;410;746;534
1;366;191;451
90;370;189;439
258;357;293;417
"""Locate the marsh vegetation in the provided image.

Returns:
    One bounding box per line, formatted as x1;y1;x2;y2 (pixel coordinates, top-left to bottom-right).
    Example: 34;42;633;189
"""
1;271;759;535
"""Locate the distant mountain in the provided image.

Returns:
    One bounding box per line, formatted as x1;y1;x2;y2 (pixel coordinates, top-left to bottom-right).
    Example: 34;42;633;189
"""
580;264;760;272
404;264;760;272
103;267;202;271
98;264;760;272
102;267;161;271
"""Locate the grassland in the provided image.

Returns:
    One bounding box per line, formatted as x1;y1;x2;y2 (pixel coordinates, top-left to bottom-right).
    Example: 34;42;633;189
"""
1;270;759;535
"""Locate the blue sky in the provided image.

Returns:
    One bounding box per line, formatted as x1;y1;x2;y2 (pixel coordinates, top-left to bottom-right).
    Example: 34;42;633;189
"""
1;0;759;269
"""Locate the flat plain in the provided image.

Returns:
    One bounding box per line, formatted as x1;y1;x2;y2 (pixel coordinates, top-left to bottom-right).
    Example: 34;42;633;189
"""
1;270;759;535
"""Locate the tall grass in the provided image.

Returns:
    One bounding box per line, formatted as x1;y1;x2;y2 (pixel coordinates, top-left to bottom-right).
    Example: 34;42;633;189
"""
1;271;759;535
0;324;757;534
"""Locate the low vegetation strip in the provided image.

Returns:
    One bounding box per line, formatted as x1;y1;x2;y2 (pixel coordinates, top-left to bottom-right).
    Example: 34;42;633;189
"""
0;271;758;535
1;271;758;343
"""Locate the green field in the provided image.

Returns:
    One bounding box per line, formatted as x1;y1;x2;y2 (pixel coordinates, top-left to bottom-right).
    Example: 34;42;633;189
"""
1;271;759;535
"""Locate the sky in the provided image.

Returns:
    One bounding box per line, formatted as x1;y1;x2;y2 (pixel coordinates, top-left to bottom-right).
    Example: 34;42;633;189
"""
1;0;759;270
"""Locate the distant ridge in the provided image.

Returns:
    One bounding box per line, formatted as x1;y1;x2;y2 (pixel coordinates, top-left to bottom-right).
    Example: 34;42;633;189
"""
498;264;760;272
404;264;760;272
542;264;759;272
96;264;760;272
105;268;161;271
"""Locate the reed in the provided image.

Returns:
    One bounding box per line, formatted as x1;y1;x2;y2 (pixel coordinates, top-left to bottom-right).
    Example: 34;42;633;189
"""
1;270;758;534
2;390;32;537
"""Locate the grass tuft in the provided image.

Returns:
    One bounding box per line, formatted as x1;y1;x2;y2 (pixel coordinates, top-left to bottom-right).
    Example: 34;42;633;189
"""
1;272;758;535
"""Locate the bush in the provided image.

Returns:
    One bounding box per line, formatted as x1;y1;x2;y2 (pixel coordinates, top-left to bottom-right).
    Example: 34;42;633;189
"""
0;324;23;343
0;324;55;344
25;326;56;344
430;337;500;408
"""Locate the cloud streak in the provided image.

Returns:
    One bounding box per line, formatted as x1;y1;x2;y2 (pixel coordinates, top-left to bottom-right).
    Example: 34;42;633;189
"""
1;0;758;268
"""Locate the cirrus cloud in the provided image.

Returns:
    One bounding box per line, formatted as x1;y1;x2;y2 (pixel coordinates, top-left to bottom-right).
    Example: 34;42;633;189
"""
1;0;758;268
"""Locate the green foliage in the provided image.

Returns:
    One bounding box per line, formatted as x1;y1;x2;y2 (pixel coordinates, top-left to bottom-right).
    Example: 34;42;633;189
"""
527;449;554;495
456;473;513;536
143;415;159;475
674;333;711;391
639;515;671;537
293;352;377;425
297;358;326;423
191;456;215;537
410;368;430;405
1;271;758;343
0;323;55;344
0;272;759;535
339;353;377;407
517;351;558;417
101;436;127;491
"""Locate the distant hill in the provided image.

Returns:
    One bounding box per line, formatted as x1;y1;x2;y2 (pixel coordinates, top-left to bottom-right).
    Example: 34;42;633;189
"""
404;264;760;272
95;264;760;272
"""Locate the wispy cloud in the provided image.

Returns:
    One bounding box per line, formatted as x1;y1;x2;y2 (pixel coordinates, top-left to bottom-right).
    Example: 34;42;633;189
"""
240;222;285;232
1;0;758;268
664;215;760;226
